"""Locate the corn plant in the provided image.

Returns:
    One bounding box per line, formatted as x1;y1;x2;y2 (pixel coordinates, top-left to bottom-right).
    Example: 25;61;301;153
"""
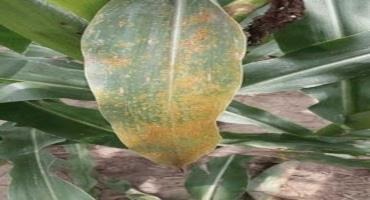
0;0;370;199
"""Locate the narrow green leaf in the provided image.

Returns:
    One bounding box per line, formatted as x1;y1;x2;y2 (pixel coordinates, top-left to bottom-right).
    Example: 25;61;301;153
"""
240;31;370;93
0;49;93;102
0;26;30;53
0;126;95;200
22;44;70;59
315;123;346;136
227;101;313;135
221;132;370;156
0;101;121;147
0;0;87;59
185;155;250;200
47;0;109;21
342;129;370;139
222;133;370;168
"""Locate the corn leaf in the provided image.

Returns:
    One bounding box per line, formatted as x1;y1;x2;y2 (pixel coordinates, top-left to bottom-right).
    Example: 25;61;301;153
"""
0;101;121;147
0;26;30;53
185;155;250;200
82;0;246;167
47;0;109;21
240;31;370;94
0;125;95;200
222;132;370;156
227;101;313;135
0;0;87;60
0;47;93;102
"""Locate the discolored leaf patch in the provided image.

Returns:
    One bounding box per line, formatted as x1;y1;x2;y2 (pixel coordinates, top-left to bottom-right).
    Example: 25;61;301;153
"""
82;0;246;167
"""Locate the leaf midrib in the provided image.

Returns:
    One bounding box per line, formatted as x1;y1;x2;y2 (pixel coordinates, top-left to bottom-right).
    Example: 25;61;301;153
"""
25;102;113;134
31;129;59;200
202;155;235;200
167;0;184;104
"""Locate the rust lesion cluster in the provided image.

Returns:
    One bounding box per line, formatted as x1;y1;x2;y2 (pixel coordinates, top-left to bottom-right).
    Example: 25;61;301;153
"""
100;55;132;70
114;118;220;167
182;9;215;26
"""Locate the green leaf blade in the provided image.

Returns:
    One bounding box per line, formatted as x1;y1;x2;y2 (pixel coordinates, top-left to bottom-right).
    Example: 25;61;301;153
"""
0;26;30;53
0;101;121;147
0;0;87;59
47;0;109;21
241;31;370;93
0;48;93;102
0;126;95;200
227;100;313;135
185;155;249;200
